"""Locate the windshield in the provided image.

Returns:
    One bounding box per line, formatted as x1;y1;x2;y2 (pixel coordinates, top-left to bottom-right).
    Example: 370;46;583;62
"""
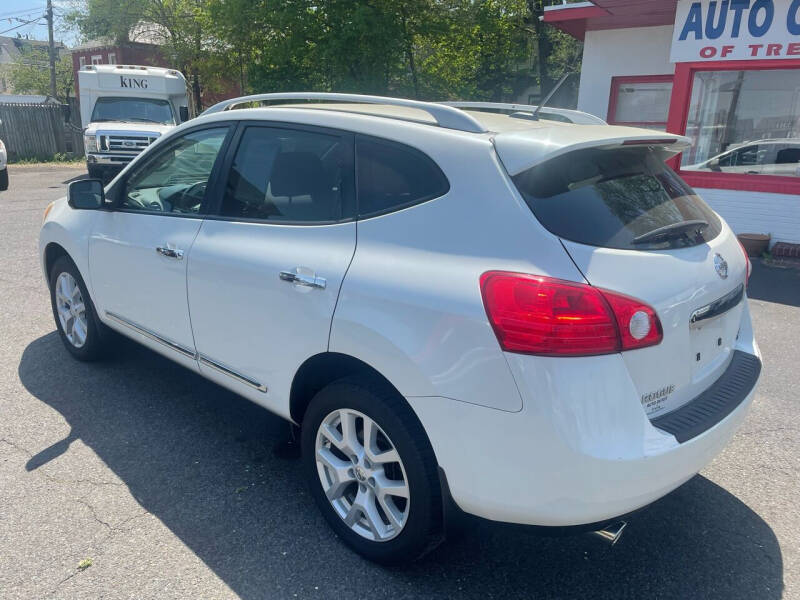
91;97;175;125
512;146;722;251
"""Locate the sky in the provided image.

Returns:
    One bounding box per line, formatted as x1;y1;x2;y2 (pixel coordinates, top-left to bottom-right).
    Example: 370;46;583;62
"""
0;1;81;46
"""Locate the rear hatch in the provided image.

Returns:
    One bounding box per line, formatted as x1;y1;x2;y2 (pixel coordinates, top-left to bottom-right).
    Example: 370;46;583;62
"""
500;131;749;418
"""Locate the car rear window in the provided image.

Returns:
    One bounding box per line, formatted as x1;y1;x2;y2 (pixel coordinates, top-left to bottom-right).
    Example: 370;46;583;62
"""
512;147;722;250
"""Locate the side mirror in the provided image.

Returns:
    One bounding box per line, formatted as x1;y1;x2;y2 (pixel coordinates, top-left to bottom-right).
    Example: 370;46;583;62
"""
179;106;190;123
68;179;105;209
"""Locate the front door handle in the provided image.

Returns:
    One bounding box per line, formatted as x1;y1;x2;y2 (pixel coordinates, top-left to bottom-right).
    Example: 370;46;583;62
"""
156;246;184;260
279;270;326;289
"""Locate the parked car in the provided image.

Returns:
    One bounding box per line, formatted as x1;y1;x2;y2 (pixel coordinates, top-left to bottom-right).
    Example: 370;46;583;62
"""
39;93;761;564
0;119;8;191
684;138;800;176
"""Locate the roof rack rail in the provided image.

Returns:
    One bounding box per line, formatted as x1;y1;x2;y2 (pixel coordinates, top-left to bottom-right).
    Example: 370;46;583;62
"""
201;92;488;133
440;102;607;125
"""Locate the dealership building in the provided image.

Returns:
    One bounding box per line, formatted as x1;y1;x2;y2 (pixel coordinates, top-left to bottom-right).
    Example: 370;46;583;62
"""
545;0;800;249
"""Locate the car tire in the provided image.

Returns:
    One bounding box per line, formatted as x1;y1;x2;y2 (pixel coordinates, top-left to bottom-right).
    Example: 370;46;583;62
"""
301;375;444;564
0;167;8;191
49;255;110;361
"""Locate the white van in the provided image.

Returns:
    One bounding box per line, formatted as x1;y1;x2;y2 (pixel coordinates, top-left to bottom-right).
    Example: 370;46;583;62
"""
79;65;190;179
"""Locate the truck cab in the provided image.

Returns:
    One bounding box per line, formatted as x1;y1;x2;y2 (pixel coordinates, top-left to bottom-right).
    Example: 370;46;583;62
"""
79;65;190;179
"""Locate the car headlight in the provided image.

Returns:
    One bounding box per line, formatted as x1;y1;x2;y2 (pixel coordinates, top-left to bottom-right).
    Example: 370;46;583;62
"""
84;134;98;153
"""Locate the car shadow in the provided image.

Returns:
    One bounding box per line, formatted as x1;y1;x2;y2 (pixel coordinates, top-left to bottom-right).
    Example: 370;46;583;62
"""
747;259;800;307
18;332;783;600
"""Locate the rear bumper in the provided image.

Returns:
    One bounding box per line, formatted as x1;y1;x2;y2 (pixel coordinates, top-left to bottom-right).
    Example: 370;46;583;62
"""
408;329;760;527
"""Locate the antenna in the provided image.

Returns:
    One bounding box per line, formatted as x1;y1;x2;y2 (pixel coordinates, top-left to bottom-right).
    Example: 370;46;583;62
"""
532;72;574;121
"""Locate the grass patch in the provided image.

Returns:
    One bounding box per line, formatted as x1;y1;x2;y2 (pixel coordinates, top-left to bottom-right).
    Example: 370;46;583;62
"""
77;558;93;571
10;153;84;165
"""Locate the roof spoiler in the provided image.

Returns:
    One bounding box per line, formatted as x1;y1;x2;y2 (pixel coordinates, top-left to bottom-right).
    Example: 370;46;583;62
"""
494;126;692;176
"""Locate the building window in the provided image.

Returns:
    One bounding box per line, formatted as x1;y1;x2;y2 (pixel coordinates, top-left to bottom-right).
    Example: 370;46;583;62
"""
79;56;86;68
108;53;116;64
609;75;674;130
91;55;103;65
680;69;800;178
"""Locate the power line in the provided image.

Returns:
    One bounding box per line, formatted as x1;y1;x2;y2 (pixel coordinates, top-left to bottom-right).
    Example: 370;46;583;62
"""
0;7;44;19
0;16;47;36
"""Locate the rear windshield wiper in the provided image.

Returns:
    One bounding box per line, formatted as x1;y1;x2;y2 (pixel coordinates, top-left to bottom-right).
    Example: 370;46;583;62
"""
632;219;709;245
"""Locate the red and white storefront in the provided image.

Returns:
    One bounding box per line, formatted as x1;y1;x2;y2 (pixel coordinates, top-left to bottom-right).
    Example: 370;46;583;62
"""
545;0;800;247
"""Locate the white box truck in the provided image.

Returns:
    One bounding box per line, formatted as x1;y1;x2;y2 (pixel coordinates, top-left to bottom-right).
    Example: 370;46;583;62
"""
79;65;190;179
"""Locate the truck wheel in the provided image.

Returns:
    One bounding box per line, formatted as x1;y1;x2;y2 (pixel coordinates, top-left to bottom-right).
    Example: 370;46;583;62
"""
301;375;444;564
0;167;8;191
87;164;104;180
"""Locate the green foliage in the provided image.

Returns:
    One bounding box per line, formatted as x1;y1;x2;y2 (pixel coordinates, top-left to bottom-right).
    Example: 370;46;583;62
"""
77;557;93;571
8;50;74;103
64;0;146;44
68;0;583;107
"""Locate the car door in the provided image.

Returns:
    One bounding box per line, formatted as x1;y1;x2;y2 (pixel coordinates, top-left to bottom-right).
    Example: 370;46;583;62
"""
186;123;357;417
89;125;232;370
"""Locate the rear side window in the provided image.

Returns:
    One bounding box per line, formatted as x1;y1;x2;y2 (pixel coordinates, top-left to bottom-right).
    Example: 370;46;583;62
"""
512;147;722;250
220;126;354;223
356;136;449;217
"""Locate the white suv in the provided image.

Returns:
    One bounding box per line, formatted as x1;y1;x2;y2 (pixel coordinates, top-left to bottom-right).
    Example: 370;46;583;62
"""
39;93;761;563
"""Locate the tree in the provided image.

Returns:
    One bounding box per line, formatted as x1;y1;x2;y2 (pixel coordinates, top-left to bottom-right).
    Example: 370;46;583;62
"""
9;49;74;102
523;0;583;106
67;0;220;110
415;0;532;101
66;0;583;107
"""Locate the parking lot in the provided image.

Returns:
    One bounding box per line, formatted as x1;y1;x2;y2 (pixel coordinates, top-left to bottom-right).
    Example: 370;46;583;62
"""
1;164;798;599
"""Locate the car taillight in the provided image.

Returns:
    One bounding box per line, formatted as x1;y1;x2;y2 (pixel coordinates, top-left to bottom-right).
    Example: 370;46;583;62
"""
738;240;752;286
479;271;662;356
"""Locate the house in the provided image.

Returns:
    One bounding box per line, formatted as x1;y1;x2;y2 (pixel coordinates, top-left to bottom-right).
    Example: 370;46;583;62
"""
0;35;67;95
71;39;168;98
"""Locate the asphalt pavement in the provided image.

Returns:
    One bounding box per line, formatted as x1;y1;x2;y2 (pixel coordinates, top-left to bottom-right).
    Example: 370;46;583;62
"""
0;164;798;599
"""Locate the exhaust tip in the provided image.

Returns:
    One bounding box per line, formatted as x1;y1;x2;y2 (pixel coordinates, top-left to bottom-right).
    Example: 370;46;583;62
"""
591;521;627;546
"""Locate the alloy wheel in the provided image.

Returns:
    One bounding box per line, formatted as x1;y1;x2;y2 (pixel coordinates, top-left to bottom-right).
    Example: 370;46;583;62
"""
55;272;88;348
315;408;410;542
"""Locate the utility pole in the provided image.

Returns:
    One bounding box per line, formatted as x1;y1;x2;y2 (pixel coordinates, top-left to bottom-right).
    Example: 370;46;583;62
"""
46;0;57;99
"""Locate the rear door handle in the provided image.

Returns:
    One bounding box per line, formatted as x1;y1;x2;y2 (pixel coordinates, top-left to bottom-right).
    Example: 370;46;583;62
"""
156;246;184;260
279;270;326;289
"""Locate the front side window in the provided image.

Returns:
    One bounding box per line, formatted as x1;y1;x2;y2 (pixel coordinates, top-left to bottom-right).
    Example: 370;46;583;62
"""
681;69;800;178
221;126;353;223
91;97;176;125
513;146;721;251
356;136;449;217
121;127;228;215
